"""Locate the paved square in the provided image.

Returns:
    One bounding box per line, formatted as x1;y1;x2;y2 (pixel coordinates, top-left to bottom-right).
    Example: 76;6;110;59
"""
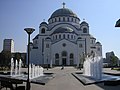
1;67;120;90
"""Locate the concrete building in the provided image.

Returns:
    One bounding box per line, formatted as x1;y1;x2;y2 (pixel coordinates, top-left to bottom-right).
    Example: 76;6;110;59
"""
3;39;14;53
29;4;102;67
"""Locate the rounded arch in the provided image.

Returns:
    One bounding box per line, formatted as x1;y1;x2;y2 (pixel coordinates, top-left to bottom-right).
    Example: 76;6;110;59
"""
70;53;74;65
62;51;67;57
41;28;45;33
55;53;59;59
55;53;59;65
70;53;74;58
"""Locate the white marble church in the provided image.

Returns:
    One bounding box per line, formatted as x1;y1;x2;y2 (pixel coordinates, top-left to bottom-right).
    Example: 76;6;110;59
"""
29;4;102;67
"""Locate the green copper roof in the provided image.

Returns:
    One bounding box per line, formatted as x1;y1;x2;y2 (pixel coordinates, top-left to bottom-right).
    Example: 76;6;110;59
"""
50;8;77;18
53;27;75;34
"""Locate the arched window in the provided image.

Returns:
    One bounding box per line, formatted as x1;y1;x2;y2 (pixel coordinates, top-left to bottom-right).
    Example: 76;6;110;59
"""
55;53;59;59
41;28;45;33
70;53;74;58
67;34;69;39
59;34;61;39
55;53;59;65
63;34;65;39
67;17;69;22
83;28;87;33
56;35;57;39
71;35;73;39
59;17;60;21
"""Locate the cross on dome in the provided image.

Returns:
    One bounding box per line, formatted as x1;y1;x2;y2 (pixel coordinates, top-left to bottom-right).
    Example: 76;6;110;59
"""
62;2;66;8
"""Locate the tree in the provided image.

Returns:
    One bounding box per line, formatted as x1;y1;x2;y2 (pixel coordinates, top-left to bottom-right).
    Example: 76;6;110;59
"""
110;55;118;67
0;50;11;66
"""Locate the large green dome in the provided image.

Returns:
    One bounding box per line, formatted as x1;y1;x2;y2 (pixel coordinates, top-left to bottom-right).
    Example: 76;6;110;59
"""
50;8;78;18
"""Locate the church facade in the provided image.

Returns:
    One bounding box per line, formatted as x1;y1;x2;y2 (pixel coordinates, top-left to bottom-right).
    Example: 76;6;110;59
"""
29;5;102;67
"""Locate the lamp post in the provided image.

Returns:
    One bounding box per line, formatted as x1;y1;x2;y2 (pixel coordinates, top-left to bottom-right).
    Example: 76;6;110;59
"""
115;19;120;67
115;19;120;27
24;28;35;90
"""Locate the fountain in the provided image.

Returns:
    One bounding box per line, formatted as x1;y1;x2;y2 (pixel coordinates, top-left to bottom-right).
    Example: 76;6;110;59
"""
83;55;103;80
72;53;120;85
29;64;44;79
10;58;14;76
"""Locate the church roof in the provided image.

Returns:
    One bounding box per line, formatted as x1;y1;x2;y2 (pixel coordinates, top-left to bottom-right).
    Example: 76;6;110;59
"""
50;8;78;18
80;21;89;25
53;27;75;34
33;34;39;40
96;42;101;45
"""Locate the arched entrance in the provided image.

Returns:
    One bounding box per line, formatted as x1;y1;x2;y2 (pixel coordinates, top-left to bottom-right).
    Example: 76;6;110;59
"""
61;51;67;65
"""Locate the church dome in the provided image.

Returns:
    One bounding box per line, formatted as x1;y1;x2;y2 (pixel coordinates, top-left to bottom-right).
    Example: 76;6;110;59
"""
50;8;78;18
53;27;75;34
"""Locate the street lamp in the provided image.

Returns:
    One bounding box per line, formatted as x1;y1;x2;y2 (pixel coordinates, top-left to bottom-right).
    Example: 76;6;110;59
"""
115;19;120;67
115;19;120;27
24;28;35;90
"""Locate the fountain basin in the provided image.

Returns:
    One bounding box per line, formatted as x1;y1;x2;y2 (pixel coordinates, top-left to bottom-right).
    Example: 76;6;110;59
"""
72;72;120;85
0;72;55;85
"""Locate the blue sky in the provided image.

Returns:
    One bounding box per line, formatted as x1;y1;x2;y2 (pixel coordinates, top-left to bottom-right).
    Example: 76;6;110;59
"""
0;0;120;58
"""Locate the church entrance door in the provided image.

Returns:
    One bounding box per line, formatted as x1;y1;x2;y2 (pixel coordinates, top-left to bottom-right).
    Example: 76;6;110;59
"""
61;51;67;66
62;58;66;65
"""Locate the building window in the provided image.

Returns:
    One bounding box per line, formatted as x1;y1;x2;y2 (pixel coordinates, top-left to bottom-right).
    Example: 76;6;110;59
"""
46;44;49;48
83;28;87;33
97;48;100;51
56;35;57;39
41;28;45;33
55;53;59;59
59;17;60;21
63;34;65;39
59;34;61;39
55;53;59;65
63;43;66;47
70;53;74;58
67;17;69;22
67;34;69;39
79;44;83;48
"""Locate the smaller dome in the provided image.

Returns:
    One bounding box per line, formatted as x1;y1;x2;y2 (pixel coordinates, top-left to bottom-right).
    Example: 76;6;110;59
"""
80;21;88;25
40;22;47;25
53;27;74;34
96;42;101;45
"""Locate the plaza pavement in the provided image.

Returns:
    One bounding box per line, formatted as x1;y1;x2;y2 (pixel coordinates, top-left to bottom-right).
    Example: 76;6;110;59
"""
31;67;120;90
2;67;120;90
